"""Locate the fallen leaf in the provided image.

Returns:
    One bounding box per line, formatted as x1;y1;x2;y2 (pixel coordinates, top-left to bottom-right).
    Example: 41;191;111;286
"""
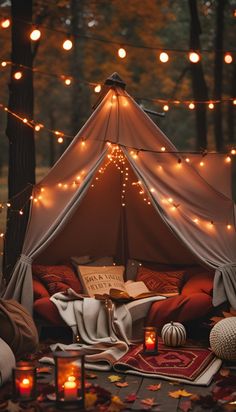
108;375;122;383
115;381;129;388
179;399;192;412
124;393;137;403
220;368;230;377
141;398;156;407
169;389;193;399
147;383;161;391
108;395;125;412
86;372;98;379
222;311;234;318
85;392;97;410
4;400;21;412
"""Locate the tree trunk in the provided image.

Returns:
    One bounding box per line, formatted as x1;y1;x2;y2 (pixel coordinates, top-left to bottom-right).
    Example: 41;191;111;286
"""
188;0;209;150
3;0;35;280
70;0;90;136
227;63;236;145
213;0;226;151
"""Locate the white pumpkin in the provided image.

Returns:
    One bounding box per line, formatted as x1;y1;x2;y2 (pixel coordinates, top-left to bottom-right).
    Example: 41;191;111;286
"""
161;321;186;347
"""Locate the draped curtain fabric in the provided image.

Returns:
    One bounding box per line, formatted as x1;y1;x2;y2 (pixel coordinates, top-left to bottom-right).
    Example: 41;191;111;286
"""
3;85;236;313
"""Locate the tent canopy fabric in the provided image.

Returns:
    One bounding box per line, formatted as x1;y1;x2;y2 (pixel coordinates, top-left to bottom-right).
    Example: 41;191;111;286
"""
3;74;236;313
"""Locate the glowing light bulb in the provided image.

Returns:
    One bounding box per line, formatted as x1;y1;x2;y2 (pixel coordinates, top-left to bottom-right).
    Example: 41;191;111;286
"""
189;51;200;63
208;102;214;110
231;149;236;155
19;210;23;215
185;157;190;163
64;78;71;86
118;47;126;58
168;198;173;203
224;53;233;64
200;161;204;167
225;156;231;163
233;99;236;105
34;124;41;131
163;104;169;112
227;224;232;230
193;218;199;224
188;102;195;110
23;118;28;123
1;61;7;67
0;233;4;238
58;137;64;143
159;52;169;63
94;84;101;93
14;71;22;80
161;146;166;152
1;18;10;29
30;29;41;41
62;39;73;50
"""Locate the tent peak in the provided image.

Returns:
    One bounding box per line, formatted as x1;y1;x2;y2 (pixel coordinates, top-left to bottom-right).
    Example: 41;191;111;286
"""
105;72;126;89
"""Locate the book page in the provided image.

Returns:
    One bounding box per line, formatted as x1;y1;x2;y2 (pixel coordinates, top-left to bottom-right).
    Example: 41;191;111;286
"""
124;281;150;298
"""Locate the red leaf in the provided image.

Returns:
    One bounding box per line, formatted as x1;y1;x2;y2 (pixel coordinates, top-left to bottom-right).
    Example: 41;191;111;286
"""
115;381;129;388
124;393;137;403
179;399;192;412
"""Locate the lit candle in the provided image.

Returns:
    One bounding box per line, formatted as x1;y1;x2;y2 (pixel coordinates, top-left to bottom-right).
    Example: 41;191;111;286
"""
145;336;155;352
64;377;77;400
19;378;32;399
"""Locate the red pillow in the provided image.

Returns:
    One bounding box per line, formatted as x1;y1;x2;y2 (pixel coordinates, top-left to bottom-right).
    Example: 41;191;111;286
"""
33;297;65;326
181;271;214;296
32;264;83;296
137;266;184;294
33;278;49;300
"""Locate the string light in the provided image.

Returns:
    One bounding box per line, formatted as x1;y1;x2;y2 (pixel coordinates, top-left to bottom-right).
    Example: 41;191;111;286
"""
189;51;200;63
159;52;169;63
1;18;10;28
118;47;126;59
62;39;73;50
1;61;7;67
199;161;204;167
64;77;72;86
30;28;41;41
163;104;169;111
94;84;101;93
161;146;166;151
231;149;236;155
13;71;23;80
225;155;231;163
208;102;214;110
57;137;64;143
233;99;236;105
188;102;195;110
224;53;233;64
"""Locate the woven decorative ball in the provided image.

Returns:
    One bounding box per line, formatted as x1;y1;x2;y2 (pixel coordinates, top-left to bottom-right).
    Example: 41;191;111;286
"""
161;321;186;347
210;317;236;360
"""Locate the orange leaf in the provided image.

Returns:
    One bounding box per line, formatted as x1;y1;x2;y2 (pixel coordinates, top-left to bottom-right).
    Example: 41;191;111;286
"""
169;389;193;399
115;381;129;388
222;311;234;318
141;398;156;406
147;383;162;391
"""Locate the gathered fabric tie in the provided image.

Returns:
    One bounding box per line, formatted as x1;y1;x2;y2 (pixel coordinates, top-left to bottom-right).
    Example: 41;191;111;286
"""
19;254;32;265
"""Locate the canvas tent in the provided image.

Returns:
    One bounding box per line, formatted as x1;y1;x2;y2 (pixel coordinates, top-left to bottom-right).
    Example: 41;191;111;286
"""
3;73;236;314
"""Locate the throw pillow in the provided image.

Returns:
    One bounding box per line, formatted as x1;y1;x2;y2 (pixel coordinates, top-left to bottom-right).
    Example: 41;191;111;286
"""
137;266;184;294
32;264;83;296
77;265;125;297
33;278;49;300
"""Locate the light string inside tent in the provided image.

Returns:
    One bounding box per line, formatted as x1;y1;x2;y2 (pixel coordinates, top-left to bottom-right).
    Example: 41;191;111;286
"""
0;144;235;239
1;59;236;109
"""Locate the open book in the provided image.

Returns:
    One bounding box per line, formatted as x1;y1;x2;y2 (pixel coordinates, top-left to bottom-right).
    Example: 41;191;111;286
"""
109;280;178;302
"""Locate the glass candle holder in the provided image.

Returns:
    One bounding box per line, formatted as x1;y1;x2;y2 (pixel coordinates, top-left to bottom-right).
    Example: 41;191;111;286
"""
143;326;158;355
53;351;85;407
12;363;36;401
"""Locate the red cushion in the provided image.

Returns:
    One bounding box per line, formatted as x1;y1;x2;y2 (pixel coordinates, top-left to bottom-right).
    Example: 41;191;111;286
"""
32;264;82;296
34;297;65;326
147;293;213;332
137;266;184;294
33;278;49;299
181;271;214;296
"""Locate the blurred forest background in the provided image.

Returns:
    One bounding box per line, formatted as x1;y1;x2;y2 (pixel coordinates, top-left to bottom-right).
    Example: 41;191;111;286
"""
0;0;235;271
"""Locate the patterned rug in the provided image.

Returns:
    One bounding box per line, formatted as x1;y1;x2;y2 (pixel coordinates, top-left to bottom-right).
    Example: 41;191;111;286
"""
114;341;222;386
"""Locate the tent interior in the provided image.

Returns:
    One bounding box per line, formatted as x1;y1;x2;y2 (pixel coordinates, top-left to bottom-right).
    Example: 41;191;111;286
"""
36;151;199;267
